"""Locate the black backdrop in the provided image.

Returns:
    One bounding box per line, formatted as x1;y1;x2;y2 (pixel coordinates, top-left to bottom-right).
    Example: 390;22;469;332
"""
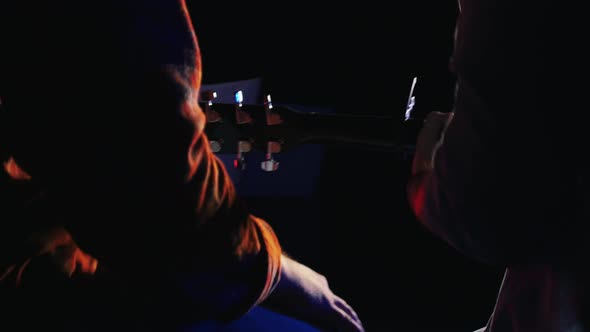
187;1;505;331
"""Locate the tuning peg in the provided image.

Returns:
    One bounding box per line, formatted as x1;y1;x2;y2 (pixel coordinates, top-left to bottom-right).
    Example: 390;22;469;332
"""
234;90;252;124
264;94;283;126
261;159;279;172
261;141;280;172
209;139;223;153
201;90;217;102
234;140;252;170
201;90;221;123
234;90;243;106
404;77;418;121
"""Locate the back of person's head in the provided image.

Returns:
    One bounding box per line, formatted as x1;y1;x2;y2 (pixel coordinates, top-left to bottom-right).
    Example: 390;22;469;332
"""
1;1;200;191
1;1;123;178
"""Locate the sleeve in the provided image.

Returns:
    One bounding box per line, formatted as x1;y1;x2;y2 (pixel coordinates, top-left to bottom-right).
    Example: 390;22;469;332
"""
177;138;283;320
0;0;282;317
139;1;283;316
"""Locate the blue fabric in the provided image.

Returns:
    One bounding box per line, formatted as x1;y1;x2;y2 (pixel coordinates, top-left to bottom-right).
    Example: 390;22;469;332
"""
182;307;320;332
201;79;332;198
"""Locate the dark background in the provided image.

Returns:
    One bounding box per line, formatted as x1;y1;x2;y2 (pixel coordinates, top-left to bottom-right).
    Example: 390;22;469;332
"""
188;2;505;331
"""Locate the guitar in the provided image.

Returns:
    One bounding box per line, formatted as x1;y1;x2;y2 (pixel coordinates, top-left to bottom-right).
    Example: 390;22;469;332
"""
200;78;422;171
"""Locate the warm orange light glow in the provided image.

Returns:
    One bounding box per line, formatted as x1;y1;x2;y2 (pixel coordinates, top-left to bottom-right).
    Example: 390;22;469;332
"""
3;156;32;181
249;216;282;306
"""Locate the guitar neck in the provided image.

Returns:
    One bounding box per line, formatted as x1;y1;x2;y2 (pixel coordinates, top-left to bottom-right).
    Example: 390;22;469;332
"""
198;99;420;157
294;111;407;152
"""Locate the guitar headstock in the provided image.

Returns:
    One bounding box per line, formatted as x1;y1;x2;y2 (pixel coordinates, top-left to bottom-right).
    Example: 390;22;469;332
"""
200;76;418;171
200;90;310;172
